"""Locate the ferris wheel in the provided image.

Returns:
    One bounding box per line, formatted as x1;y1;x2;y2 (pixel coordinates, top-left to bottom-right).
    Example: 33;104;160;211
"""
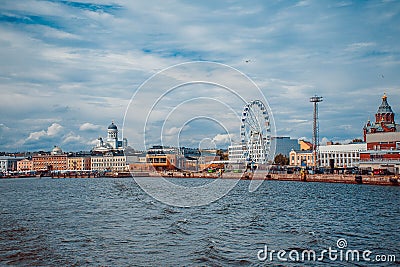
240;100;271;164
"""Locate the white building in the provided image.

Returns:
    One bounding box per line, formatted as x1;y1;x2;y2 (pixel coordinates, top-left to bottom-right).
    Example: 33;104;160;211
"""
289;150;314;167
0;156;23;173
91;152;127;172
93;122;128;152
319;143;366;168
228;144;246;163
228;136;271;165
246;133;269;164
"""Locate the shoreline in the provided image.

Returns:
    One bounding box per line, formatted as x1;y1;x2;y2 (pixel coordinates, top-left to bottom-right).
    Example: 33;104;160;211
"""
2;171;399;186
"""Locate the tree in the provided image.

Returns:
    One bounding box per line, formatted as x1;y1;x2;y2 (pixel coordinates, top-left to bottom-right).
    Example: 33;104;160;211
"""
216;149;229;160
274;154;289;166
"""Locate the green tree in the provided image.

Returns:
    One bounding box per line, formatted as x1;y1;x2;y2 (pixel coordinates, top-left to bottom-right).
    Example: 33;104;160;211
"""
274;154;289;166
216;149;229;160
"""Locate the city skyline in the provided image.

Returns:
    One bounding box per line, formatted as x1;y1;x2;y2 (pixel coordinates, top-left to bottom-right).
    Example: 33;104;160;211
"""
1;1;400;151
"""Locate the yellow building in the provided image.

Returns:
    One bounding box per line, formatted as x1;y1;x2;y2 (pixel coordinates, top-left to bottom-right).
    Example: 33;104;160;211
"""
68;157;91;170
289;150;315;167
17;159;33;172
299;140;313;151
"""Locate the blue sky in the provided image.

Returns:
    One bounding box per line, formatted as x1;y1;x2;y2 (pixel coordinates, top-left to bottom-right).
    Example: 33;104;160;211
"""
0;0;400;151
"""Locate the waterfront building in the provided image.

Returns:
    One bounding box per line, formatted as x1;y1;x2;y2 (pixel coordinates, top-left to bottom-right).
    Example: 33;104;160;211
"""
146;154;178;171
246;132;269;164
359;93;400;174
289;150;314;167
127;151;151;171
359;132;400;174
228;138;275;167
91;151;127;172
67;156;91;171
198;155;221;171
0;156;22;173
228;140;270;165
146;146;180;171
363;93;399;140
271;137;300;157
129;162;153;172
319;143;366;168
180;157;198;171
181;147;201;159
228;144;246;163
32;146;67;171
299;140;313;151
17;158;33;172
93;121;128;152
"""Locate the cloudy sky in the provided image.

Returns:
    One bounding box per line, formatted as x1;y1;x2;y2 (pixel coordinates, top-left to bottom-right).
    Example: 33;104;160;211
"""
1;0;400;152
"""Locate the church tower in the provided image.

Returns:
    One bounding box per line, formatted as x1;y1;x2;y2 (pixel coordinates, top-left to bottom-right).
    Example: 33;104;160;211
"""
375;93;395;124
107;121;118;149
363;93;398;141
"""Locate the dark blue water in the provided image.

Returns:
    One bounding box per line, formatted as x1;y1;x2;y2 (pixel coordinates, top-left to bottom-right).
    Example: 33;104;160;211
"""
0;177;399;266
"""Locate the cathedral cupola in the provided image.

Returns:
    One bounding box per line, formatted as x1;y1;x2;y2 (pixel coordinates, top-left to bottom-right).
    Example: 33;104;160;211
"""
375;93;395;124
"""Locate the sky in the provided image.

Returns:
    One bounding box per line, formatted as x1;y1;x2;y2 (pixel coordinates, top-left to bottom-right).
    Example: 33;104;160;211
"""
0;0;400;152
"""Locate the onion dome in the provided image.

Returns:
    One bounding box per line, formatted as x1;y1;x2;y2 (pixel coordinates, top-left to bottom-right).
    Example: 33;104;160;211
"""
108;121;118;130
377;93;393;114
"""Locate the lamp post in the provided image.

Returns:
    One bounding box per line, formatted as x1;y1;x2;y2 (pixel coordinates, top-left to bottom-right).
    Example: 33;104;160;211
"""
310;95;323;172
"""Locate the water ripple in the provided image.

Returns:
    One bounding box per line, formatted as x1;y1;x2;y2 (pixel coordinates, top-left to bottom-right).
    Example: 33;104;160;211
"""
0;178;399;266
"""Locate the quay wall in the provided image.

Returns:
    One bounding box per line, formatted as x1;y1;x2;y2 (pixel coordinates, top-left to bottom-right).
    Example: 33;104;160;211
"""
146;171;399;186
246;173;398;186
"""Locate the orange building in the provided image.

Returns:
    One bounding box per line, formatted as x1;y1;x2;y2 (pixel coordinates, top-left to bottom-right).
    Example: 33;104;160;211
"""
146;154;178;171
68;157;91;170
17;159;33;171
299;140;313;151
32;154;68;171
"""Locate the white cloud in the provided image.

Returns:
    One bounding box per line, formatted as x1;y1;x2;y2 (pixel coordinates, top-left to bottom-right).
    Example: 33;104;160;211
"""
0;123;11;133
164;126;182;136
1;0;400;151
47;123;63;136
63;132;82;144
79;122;102;131
321;137;330;145
212;134;232;145
345;42;376;52
88;138;99;146
26;123;63;141
27;130;47;141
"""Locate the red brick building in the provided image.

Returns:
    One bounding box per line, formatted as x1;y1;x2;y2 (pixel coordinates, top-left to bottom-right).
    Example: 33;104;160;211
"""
32;146;68;172
363;93;399;141
360;94;400;174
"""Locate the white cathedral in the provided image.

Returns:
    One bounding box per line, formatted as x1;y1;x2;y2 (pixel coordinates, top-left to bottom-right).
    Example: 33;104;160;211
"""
93;121;128;152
